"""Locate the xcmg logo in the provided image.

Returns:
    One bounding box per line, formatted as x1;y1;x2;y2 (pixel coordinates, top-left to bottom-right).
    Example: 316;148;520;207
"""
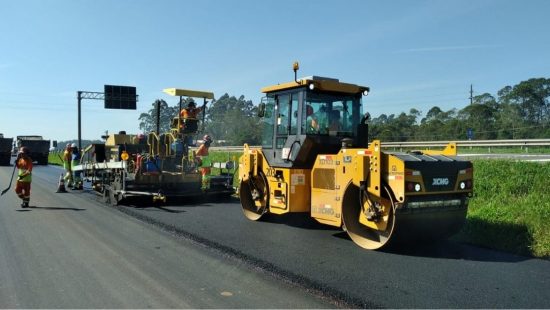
432;178;450;186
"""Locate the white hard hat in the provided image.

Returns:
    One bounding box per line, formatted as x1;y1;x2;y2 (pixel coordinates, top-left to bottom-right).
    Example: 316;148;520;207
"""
71;143;77;147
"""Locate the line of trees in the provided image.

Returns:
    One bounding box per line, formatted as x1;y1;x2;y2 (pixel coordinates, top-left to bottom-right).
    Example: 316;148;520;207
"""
138;94;263;145
370;78;550;141
138;77;549;145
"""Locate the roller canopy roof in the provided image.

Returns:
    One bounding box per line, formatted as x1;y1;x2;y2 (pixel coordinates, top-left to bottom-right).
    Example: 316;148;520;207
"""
261;76;369;94
163;88;215;99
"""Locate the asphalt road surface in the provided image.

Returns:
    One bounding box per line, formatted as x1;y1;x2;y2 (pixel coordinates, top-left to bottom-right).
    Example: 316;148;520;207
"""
0;164;334;308
1;163;549;308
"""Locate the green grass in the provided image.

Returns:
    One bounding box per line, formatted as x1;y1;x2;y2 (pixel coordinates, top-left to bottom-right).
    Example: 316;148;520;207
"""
208;151;241;187
453;160;550;258
48;151;63;166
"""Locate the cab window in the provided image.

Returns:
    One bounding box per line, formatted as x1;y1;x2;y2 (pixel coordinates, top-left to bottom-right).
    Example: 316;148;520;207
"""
260;96;275;148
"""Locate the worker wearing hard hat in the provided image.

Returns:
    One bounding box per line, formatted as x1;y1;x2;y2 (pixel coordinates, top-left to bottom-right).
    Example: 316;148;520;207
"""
63;144;73;188
180;100;205;146
180;100;204;120
15;147;33;208
195;135;212;189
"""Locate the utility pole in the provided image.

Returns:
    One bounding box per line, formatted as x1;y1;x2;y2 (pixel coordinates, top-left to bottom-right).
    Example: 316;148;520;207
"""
469;84;474;105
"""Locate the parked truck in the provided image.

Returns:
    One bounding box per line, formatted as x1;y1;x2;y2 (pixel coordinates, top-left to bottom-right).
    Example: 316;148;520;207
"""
0;133;13;166
16;135;50;165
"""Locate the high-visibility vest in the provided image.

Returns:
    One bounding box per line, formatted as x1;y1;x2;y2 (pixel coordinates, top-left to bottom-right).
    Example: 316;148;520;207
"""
63;150;72;170
17;158;32;182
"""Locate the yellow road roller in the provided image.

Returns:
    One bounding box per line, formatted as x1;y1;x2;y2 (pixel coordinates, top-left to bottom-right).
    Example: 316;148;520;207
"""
239;63;473;250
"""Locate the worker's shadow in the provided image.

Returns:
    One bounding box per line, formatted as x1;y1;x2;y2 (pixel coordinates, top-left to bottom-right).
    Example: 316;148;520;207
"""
23;205;86;211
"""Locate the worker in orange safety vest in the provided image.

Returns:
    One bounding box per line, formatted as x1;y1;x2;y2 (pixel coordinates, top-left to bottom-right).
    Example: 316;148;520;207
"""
195;135;212;189
15;147;33;208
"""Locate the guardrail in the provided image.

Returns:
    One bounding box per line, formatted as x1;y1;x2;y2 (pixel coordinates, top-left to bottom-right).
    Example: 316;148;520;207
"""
210;139;550;153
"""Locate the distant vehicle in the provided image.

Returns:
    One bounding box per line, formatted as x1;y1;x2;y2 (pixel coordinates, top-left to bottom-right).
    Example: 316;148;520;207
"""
0;133;13;166
16;135;50;165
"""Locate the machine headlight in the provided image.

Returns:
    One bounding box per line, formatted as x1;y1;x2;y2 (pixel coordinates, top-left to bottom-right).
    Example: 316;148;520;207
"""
414;184;421;192
309;83;315;90
460;182;466;190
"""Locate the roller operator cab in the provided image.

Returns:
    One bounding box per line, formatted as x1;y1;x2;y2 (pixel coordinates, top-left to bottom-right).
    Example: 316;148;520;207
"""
239;64;474;250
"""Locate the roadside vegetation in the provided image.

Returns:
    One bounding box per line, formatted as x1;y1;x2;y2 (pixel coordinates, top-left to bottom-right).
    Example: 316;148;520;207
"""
453;160;550;258
48;152;63;166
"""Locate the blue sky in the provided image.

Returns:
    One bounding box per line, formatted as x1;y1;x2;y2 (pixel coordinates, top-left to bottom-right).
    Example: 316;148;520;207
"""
1;0;549;141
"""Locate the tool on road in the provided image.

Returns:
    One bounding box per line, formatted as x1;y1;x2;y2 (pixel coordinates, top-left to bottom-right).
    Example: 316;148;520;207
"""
238;63;474;250
56;173;67;193
1;159;17;196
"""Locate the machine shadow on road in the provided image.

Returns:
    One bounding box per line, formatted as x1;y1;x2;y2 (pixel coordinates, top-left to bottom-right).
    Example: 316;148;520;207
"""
260;212;342;232
29;206;87;211
324;213;533;263
379;239;530;263
122;194;239;212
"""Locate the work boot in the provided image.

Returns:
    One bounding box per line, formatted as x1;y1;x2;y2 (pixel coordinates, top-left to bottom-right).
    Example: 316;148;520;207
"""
21;201;29;208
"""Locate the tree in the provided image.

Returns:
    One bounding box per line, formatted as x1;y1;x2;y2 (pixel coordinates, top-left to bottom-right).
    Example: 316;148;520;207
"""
458;94;498;140
502;78;550;124
204;94;262;145
138;100;179;134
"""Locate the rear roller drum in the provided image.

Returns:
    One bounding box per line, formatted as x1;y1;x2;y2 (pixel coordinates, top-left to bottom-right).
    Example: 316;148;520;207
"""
239;173;268;221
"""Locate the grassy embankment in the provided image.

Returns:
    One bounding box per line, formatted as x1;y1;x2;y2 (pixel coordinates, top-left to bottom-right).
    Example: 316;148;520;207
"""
49;151;549;258
453;160;550;258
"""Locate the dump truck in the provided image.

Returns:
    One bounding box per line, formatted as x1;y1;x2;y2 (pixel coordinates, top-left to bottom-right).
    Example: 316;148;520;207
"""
0;133;13;166
73;88;235;205
239;64;474;250
16;135;50;165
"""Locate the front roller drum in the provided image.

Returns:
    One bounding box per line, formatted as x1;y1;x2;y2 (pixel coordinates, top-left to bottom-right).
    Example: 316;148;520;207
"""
342;185;396;250
239;173;269;221
342;185;468;250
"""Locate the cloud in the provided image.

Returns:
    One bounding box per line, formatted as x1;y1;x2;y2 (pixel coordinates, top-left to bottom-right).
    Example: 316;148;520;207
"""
394;44;500;54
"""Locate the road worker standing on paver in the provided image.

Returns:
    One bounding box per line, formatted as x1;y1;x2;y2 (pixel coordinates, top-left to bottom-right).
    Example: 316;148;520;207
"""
15;147;33;208
195;135;212;190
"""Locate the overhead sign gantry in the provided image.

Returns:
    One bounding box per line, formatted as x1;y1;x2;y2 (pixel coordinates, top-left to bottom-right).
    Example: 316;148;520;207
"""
77;85;138;150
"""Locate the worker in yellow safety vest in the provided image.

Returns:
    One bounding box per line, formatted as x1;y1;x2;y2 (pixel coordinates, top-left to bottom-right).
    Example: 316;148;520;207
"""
63;144;73;188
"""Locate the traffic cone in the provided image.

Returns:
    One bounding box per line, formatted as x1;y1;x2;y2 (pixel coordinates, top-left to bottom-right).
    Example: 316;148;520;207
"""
56;174;67;193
